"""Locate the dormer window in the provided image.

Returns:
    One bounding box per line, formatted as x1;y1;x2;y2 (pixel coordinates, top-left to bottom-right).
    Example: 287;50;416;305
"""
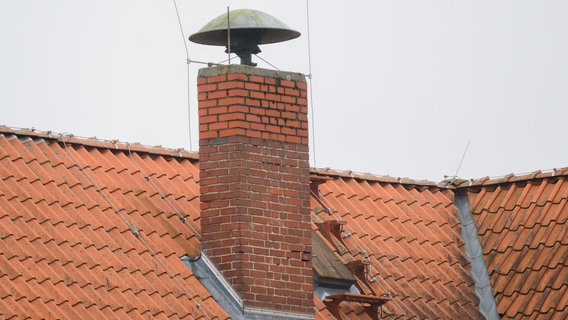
312;232;360;300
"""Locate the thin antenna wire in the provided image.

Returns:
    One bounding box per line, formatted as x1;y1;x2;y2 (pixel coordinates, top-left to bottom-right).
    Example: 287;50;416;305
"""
172;0;189;58
254;54;281;71
136;234;212;320
227;6;231;64
450;139;471;183
172;0;193;150
215;56;233;65
60;135;131;229
60;135;210;319
126;143;202;239
305;0;314;77
185;62;193;151
305;0;317;167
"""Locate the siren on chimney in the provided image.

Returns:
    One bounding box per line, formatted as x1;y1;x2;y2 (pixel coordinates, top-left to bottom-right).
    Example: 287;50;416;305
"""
188;8;300;66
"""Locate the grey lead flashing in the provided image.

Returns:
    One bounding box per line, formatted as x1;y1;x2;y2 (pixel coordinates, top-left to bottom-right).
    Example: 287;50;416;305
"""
243;307;314;320
182;253;314;320
454;194;500;320
182;253;244;319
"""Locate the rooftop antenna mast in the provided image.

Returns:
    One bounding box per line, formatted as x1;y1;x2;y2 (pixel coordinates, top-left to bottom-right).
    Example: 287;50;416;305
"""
449;139;471;184
189;9;301;66
227;7;231;64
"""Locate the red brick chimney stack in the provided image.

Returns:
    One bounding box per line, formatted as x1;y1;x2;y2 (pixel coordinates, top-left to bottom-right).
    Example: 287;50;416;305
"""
198;65;313;318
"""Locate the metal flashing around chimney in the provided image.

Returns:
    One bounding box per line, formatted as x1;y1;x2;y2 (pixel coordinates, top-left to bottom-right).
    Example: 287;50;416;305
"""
182;254;244;319
243;307;315;320
184;254;315;319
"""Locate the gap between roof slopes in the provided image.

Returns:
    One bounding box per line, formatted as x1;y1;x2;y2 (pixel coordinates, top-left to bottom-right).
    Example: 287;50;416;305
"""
2;125;567;187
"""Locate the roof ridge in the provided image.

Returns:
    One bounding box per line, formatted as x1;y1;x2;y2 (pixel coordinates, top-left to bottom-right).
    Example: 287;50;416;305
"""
451;168;568;187
6;125;566;188
0;125;199;160
310;167;449;188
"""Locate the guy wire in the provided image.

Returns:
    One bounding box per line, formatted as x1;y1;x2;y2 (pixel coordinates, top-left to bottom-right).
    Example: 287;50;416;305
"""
60;135;210;319
227;6;231;64
305;0;317;168
255;54;281;70
450;139;471;184
172;0;193;151
126;142;202;239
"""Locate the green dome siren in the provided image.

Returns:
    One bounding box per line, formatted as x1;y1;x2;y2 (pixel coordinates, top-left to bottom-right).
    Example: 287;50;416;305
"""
189;9;301;66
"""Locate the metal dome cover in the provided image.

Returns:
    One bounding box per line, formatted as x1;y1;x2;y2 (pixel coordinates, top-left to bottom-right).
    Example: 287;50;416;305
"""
188;8;300;46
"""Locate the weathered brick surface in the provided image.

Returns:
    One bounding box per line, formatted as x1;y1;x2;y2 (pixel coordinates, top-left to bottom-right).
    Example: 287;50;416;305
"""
198;68;309;147
198;66;313;314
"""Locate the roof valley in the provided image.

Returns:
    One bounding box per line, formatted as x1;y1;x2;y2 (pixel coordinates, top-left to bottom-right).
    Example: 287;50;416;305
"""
455;193;500;319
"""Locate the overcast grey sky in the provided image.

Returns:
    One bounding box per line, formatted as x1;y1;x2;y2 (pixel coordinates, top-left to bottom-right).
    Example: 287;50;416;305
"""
1;1;567;181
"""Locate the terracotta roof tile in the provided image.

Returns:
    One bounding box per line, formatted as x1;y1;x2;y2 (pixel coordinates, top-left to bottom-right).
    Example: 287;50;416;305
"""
3;127;476;319
312;176;482;319
0;129;228;319
467;174;568;318
4;126;567;319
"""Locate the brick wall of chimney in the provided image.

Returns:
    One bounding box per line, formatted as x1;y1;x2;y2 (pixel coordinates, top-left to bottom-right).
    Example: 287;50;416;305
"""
198;65;313;315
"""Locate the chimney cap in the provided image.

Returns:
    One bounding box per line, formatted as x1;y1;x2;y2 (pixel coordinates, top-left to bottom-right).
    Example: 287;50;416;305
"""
189;8;300;66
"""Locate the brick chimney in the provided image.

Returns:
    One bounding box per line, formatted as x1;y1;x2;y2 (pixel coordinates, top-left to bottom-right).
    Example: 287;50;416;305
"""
198;65;313;318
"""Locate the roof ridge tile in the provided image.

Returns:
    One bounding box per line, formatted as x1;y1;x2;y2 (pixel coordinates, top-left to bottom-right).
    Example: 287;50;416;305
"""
458;168;568;188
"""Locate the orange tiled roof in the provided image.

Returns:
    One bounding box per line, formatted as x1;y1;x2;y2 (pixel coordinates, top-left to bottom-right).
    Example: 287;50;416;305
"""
463;172;568;319
311;173;483;319
0;127;227;319
2;125;567;319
